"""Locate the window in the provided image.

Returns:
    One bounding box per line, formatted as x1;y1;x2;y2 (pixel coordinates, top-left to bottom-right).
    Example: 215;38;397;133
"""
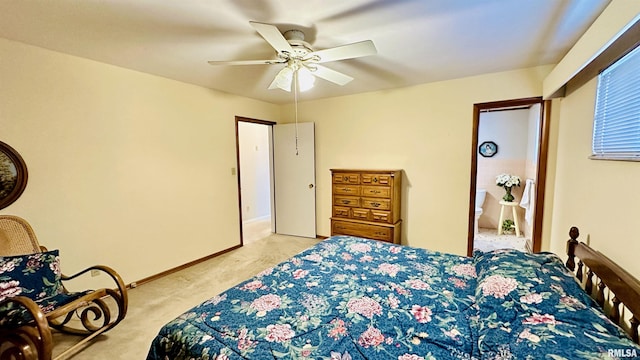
591;44;640;161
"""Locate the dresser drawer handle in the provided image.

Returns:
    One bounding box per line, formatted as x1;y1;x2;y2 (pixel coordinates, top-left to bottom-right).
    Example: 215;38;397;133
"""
370;190;380;194
342;187;351;192
341;200;351;204
371;202;381;207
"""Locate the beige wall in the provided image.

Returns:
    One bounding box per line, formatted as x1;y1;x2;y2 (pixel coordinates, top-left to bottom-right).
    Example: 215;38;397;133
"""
4;0;637;286
0;38;280;288
545;2;640;280
548;77;640;280
281;65;554;255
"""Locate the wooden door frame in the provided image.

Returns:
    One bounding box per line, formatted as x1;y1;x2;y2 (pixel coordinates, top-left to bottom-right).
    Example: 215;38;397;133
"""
235;116;277;246
467;97;551;256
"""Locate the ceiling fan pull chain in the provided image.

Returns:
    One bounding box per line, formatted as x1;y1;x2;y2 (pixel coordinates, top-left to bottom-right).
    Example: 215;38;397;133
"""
294;70;299;156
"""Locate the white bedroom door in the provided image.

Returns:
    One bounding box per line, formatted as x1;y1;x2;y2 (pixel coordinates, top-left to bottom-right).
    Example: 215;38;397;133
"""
273;122;316;238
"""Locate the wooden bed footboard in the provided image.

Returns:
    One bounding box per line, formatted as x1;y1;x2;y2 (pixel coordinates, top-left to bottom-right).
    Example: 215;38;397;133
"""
566;226;640;344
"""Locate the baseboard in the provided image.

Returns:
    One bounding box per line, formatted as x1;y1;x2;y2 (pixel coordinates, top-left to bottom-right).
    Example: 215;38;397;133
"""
128;244;243;289
242;215;271;225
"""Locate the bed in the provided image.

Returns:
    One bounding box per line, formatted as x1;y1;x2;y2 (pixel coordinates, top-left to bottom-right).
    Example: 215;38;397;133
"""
147;229;640;359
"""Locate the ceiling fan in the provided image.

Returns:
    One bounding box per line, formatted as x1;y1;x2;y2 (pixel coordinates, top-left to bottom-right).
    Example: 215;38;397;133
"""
207;21;377;92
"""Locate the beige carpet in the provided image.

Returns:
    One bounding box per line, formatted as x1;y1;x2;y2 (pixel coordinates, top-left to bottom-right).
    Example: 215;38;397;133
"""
53;233;320;360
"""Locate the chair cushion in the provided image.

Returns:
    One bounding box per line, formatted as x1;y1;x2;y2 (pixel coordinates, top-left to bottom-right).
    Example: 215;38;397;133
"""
0;250;63;302
0;291;90;328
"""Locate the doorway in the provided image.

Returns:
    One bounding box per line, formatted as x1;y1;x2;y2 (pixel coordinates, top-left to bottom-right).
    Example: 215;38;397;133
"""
236;117;276;245
235;116;318;245
467;97;551;256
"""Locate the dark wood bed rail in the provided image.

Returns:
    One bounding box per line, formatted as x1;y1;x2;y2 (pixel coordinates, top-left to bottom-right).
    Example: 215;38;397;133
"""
566;226;640;344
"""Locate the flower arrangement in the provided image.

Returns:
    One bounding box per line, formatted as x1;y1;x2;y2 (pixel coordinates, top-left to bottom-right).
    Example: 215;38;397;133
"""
495;173;521;202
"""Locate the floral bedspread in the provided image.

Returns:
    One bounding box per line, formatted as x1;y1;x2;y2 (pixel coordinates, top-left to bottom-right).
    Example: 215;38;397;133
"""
147;236;478;360
146;236;640;360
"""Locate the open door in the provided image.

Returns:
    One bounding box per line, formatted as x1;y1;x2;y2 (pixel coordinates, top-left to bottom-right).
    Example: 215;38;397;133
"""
273;123;316;238
467;97;550;256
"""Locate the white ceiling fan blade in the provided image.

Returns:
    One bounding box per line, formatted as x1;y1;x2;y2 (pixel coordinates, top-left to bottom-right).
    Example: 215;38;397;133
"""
311;65;354;86
306;40;377;63
208;59;286;65
208;59;285;66
250;21;293;56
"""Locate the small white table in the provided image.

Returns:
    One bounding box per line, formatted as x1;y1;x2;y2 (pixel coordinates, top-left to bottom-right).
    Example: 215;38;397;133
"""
498;200;521;236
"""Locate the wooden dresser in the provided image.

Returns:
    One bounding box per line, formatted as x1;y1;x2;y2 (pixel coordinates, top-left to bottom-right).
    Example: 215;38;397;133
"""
330;169;402;244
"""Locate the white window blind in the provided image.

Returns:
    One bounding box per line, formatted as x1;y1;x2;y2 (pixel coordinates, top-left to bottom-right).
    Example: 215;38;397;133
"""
592;44;640;161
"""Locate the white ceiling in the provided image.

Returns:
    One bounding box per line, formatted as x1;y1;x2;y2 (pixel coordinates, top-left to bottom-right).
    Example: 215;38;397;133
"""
0;0;610;104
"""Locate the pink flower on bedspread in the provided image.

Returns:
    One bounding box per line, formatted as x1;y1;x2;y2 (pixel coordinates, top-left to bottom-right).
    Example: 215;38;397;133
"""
304;253;323;262
329;318;348;340
264;324;295;342
410;305;433;323
250;294;281;313
349;243;372;253
330;351;352;360
237;328;255;350
389;246;402;254
387;294;400;309
257;267;273;277
559;295;585;309
240;280;264;291
406;279;430;290
449;277;467;289
357;326;385;348
451;264;477;278
520;293;543;304
522;313;558;325
292;269;309;279
480;275;518;299
378;263;400;277
398;355;425;360
347;296;382;319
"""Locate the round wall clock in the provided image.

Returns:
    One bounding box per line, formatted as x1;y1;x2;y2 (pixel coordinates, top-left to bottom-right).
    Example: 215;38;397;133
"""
479;141;498;158
0;141;28;210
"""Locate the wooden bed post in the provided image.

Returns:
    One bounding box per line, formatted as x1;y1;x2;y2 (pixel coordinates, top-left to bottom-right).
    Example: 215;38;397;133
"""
566;226;579;271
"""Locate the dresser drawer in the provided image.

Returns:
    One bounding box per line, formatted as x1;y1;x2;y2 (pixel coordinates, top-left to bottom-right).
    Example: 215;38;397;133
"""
333;173;360;184
361;185;390;198
334;196;360;207
371;210;391;223
361;173;392;185
352;208;370;220
333;184;360;196
333;206;351;218
361;197;391;210
331;220;393;243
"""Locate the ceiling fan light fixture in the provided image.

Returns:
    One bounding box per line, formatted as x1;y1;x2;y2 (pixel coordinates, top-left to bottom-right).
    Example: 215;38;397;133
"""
297;66;315;92
271;66;294;92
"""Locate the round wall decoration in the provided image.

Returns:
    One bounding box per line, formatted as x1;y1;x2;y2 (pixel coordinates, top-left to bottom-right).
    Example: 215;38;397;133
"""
479;141;498;158
0;141;28;210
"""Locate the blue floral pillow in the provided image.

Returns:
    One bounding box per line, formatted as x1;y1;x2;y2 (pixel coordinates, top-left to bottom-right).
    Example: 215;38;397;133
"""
472;249;640;359
0;250;63;303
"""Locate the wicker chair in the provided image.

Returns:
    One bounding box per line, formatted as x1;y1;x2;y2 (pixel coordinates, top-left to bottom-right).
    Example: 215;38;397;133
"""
0;215;128;360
